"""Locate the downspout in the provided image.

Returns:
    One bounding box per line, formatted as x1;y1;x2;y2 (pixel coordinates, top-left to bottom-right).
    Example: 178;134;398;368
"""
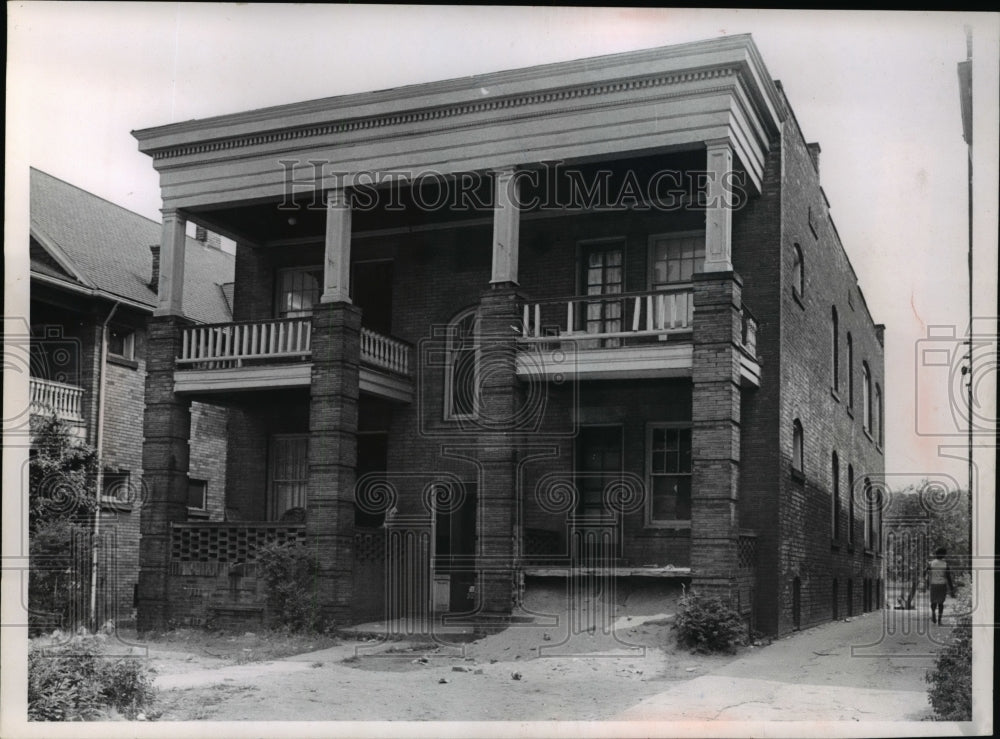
91;301;119;631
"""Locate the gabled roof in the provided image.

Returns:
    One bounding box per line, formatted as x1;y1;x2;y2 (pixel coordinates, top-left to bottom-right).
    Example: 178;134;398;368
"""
29;168;234;323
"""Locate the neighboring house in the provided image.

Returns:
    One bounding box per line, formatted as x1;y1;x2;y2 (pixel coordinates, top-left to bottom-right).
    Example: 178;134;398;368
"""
28;168;234;625
131;35;885;637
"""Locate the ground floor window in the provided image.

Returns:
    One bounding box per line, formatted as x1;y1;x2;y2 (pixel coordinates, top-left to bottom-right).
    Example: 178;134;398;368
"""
269;434;309;520
647;423;692;524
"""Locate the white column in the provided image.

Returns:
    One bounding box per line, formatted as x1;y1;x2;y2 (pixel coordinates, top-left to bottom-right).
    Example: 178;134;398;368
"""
155;209;187;316
321;188;352;304
490;168;520;285
704;140;734;273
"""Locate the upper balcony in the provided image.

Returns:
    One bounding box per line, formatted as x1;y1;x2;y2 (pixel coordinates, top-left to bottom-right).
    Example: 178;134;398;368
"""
30;377;86;426
173;318;413;402
516;288;760;385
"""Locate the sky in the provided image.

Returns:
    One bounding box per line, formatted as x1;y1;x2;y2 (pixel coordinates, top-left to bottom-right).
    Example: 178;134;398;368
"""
6;5;999;493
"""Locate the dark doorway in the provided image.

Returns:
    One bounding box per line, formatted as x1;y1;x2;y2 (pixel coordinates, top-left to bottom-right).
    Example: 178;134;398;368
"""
792;577;802;630
832;579;839;621
352;259;394;334
355;432;388;528
846;579;854;617
435;482;477;613
574;426;623;562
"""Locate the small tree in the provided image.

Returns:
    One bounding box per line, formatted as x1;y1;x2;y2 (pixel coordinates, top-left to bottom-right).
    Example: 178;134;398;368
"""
29;414;99;634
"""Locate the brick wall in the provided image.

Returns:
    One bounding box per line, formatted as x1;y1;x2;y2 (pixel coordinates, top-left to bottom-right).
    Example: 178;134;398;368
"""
771;96;886;635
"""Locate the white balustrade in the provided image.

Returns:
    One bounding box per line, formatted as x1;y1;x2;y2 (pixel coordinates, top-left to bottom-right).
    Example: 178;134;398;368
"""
520;288;693;342
30;377;84;420
177;319;312;366
360;327;410;376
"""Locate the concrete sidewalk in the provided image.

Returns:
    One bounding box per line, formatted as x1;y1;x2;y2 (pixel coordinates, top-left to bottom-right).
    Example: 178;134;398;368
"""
620;609;947;721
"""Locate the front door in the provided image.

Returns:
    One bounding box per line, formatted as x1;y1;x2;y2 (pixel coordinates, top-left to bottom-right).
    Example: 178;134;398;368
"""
435;483;477;613
579;241;624;347
574;426;623;562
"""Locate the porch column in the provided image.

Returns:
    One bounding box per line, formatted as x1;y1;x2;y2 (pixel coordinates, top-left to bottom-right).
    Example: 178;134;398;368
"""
703;140;734;273
307;301;362;622
475;285;523;614
321;189;352;304
137;315;192;631
689;272;743;603
490;168;520;286
154;209;187;316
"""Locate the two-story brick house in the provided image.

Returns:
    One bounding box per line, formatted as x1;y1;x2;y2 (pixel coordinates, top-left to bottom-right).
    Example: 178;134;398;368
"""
28;168;234;625
131;35;884;636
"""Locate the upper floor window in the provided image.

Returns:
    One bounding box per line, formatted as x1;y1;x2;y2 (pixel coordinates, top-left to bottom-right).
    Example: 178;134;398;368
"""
847;333;855;408
861;362;870;428
831;307;840;392
831;451;840;540
847;464;855;547
792;243;804;299
648;424;692;523
875;384;884;447
276;266;322;318
107;326;135;361
792;419;804;477
445;308;478;420
650;233;704;287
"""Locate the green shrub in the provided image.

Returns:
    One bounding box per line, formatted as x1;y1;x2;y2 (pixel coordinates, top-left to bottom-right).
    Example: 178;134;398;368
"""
28;635;156;721
256;541;324;632
673;590;747;654
926;590;972;721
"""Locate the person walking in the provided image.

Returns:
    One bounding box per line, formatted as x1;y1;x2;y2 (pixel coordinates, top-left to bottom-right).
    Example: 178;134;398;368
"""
924;547;956;624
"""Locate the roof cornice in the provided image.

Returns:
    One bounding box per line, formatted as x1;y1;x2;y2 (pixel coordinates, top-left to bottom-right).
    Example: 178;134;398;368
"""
134;35;784;165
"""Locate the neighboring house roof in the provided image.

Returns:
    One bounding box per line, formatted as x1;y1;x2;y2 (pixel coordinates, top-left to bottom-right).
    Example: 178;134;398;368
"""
29;168;234;323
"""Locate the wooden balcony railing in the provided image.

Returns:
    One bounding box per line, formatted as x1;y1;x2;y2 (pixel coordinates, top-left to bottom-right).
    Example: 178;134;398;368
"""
176;318;412;377
520;287;693;343
360;328;411;376
178;318;312;368
30;377;84;421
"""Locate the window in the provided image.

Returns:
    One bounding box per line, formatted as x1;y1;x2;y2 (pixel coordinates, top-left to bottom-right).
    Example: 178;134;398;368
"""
831;452;840;540
791;419;804;477
792;243;804;299
444;308;478;419
831;307;839;392
647;424;692;523
269;434;308;520
863;477;871;550
102;468;131;501
846;333;854;408
276;266;323;318
862;364;870;430
107;326;135;360
580;240;625;347
875;384;883;447
847;464;855;547
650;233;704;287
187;478;207;510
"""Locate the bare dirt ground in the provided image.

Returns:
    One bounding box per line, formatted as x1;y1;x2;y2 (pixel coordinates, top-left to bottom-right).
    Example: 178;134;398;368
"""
99;591;952;723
